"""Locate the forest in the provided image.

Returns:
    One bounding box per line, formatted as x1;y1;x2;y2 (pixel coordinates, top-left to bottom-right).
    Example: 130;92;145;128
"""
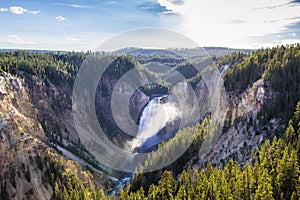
0;44;300;199
223;44;300;122
8;100;299;200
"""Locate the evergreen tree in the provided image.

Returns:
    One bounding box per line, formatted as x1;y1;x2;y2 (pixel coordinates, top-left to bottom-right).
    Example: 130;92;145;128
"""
254;169;274;200
158;171;176;200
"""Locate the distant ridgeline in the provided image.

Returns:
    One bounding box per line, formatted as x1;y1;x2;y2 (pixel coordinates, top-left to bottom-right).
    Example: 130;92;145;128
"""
0;50;207;88
0;50;217;102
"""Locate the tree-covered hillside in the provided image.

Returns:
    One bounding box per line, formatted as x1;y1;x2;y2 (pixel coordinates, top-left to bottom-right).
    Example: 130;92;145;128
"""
223;44;300;122
0;45;299;199
51;45;300;200
43;100;300;200
0;51;86;85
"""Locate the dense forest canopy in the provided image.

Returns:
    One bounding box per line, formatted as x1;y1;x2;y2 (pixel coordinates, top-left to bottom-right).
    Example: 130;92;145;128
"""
0;51;86;85
12;100;299;200
0;44;300;199
223;44;300;121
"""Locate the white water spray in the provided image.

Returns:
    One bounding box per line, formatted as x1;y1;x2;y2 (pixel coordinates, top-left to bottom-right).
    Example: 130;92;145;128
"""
129;96;181;152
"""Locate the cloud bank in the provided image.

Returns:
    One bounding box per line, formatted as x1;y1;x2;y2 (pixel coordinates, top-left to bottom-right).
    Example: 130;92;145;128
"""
157;0;300;48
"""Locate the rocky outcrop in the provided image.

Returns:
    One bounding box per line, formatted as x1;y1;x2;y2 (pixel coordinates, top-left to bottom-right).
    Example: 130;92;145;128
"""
129;90;150;124
0;71;52;200
194;78;285;168
0;71;111;199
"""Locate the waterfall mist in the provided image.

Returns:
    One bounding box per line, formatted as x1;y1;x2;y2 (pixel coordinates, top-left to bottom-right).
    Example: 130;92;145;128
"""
128;97;181;152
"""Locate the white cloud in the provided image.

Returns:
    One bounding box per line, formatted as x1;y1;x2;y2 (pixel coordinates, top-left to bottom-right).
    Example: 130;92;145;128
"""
157;0;300;48
7;35;23;44
7;35;37;45
67;37;80;41
28;10;40;14
52;3;90;8
70;4;88;8
9;6;28;14
0;8;8;12
55;15;66;22
9;6;40;15
289;33;297;37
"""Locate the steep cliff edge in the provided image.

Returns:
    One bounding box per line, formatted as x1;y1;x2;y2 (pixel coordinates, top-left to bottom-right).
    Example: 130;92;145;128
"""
0;56;151;199
0;71;52;200
195;78;285;168
0;70;116;199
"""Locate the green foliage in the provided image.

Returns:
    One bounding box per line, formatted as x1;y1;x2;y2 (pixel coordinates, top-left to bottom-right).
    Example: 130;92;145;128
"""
32;149;108;200
224;50;266;93
103;55;138;80
107;97;300;200
224;44;300;122
128;119;209;195
1;46;300;199
0;50;86;86
90;100;300;200
263;45;300;119
139;83;169;96
254;169;274;200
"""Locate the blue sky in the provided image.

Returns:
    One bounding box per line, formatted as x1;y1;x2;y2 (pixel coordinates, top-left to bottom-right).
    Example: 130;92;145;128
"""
0;0;299;50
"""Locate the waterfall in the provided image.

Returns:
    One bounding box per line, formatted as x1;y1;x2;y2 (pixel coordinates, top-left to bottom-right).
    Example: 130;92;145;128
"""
138;98;160;137
131;97;160;149
112;95;180;195
129;96;180;152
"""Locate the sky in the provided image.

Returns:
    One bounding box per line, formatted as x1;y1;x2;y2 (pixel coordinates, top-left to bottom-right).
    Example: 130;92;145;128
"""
0;0;299;51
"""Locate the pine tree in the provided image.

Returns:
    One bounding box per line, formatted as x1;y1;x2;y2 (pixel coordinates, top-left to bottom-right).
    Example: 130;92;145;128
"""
158;171;175;200
97;189;110;200
254;169;274;200
276;149;299;199
242;163;256;200
119;185;129;200
148;184;159;200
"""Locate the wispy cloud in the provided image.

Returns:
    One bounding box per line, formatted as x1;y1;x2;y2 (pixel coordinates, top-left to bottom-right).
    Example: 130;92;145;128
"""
252;2;289;10
225;19;246;24
168;0;185;6
67;37;79;41
0;8;8;12
55;15;66;22
52;3;90;8
28;10;40;14
138;2;174;16
289;33;297;37
159;10;175;16
8;6;40;15
280;39;300;44
7;35;37;45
